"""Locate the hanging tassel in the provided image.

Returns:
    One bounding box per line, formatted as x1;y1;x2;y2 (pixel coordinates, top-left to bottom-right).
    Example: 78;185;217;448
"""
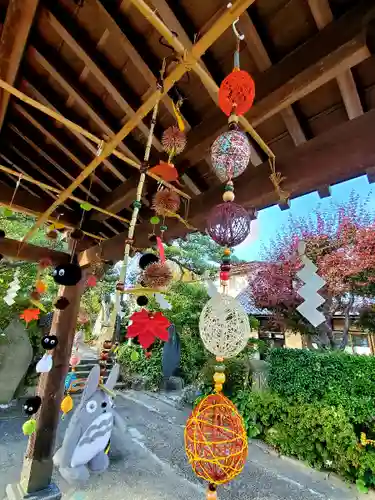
156;236;166;263
172;101;185;132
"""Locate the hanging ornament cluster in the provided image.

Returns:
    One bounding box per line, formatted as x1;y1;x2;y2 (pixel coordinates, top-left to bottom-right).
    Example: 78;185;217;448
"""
185;17;251;499
52;263;82;287
4;268;20;306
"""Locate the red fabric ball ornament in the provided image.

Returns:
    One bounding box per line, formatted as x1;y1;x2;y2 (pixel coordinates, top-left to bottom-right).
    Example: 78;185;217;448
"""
220;271;230;281
207;202;251;247
185;393;248;486
219;70;255;117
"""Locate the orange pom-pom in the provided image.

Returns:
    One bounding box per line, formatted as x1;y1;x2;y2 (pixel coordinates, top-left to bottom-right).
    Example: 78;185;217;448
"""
185;393;248;486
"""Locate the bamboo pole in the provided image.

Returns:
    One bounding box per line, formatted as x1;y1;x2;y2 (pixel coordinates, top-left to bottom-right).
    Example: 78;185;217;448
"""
0;78;190;199
130;0;275;160
0;163;130;225
21;0;255;245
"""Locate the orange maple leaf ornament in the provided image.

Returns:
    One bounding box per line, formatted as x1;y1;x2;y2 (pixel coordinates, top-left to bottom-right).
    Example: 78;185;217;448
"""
35;281;47;294
20;308;40;325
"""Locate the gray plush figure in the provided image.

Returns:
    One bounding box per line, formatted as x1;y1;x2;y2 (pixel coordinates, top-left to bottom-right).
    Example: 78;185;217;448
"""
54;363;126;484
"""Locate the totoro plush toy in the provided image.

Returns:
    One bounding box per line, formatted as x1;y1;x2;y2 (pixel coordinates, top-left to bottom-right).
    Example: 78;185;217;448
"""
53;364;127;484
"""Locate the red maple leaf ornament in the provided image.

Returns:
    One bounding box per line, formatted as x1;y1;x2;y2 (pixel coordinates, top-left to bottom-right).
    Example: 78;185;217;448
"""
126;309;170;349
20;308;40;325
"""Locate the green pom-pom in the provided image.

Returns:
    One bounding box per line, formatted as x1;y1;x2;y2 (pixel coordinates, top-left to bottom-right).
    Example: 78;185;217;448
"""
224;184;234;191
160;225;168;231
150;216;160;225
80;202;93;211
130;351;140;362
3;208;13;217
22;418;37;436
133;200;142;209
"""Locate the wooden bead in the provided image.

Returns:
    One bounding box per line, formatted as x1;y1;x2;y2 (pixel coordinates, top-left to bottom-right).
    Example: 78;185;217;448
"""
214;383;223;393
206;490;217;500
222;191;235;202
223;248;231;255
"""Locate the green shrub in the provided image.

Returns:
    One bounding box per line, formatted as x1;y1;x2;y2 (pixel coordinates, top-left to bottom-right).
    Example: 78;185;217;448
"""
233;390;374;483
117;343;163;390
268;348;375;423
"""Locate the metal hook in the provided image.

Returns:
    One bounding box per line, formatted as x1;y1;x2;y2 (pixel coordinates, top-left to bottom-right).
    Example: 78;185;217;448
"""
227;3;245;40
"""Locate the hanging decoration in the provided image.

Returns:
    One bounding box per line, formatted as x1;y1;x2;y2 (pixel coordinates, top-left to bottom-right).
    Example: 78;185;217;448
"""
4;268;20;306
199;294;250;359
20;308;40;325
55;296;70;310
148;161;179;183
211;130;251;183
296;241;326;328
152;188;181;217
126;309;171;349
162;126;187;161
185;393;248;491
206;201;251;248
23;396;42;416
52;263;82;287
142;261;172;289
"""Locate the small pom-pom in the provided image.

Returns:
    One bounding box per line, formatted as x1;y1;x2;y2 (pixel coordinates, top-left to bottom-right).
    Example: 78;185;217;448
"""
54;297;70;310
136;295;149;307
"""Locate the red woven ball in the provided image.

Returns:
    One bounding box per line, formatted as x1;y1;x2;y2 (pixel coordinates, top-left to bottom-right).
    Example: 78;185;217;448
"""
206;202;251;247
185;393;248;486
219;70;255;116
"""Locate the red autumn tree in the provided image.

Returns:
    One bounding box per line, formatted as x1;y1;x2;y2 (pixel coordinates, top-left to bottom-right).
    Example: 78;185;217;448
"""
245;192;375;349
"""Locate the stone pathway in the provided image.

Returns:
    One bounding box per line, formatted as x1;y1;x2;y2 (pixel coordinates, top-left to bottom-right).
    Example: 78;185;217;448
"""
0;391;368;500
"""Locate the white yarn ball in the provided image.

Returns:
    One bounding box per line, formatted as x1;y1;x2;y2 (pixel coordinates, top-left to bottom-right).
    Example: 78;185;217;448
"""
199;294;250;358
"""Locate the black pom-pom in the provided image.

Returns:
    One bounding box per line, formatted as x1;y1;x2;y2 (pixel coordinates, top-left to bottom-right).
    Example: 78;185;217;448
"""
139;253;159;270
140;280;146;287
23;396;42;416
0;229;5;239
0;254;3;261
137;295;149;306
52;263;82;286
54;297;70;310
70;229;84;240
148;234;157;244
41;335;58;350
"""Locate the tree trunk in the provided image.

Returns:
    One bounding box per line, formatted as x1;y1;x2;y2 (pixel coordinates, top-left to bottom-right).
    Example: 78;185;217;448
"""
339;295;355;350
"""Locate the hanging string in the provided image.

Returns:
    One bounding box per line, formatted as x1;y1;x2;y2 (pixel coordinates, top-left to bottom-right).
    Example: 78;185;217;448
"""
70;175;93;262
9;176;21;208
111;59;166;333
268;157;289;203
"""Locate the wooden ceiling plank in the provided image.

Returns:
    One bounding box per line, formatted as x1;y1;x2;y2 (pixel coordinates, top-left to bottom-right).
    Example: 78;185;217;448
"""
81;109;375;263
21;79;125;182
307;0;364;120
44;9;164;152
0;0;39;131
30;47;139;167
96;0;191;133
91;176;140;223
240;13;306;146
177;2;374;168
22;0;256;243
0;238;70;264
13;102;111;192
8;123;100;202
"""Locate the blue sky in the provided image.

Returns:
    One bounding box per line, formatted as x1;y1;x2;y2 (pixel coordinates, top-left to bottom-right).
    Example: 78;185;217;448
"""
235;175;375;262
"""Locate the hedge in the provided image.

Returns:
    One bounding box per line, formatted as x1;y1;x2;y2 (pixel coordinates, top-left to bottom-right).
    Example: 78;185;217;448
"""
232;349;375;491
268;348;375;422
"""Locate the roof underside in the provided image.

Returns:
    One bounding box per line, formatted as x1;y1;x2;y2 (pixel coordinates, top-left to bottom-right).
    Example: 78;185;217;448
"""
1;0;375;263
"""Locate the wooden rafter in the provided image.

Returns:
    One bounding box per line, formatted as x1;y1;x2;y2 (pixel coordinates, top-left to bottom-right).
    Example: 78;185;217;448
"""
21;0;258;244
0;0;39;131
240;13;306;146
13;102;112;193
43;9;164;152
307;0;364;120
81;108;375;264
0;238;70;265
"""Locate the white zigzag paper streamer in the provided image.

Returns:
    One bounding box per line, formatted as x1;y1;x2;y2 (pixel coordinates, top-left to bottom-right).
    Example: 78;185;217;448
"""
4;268;21;306
296;241;326;328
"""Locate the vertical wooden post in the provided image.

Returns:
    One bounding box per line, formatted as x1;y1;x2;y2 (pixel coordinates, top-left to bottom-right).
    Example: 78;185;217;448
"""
6;279;85;499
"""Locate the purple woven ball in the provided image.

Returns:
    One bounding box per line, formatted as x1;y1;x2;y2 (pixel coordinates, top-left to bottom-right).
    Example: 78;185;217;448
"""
211;130;250;182
206;202;251;247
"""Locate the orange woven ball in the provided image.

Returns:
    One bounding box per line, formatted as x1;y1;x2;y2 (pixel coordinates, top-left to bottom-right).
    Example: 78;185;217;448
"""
184;393;248;486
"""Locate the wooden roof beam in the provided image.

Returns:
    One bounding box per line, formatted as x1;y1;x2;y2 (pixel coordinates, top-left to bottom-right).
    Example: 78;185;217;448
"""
43;8;164;153
22;0;257;243
20;79;125;183
177;1;374;168
81;108;375;264
307;0;364;120
91;176;140;223
0;0;39;131
240;13;306;146
0;238;70;265
13;102;112;193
